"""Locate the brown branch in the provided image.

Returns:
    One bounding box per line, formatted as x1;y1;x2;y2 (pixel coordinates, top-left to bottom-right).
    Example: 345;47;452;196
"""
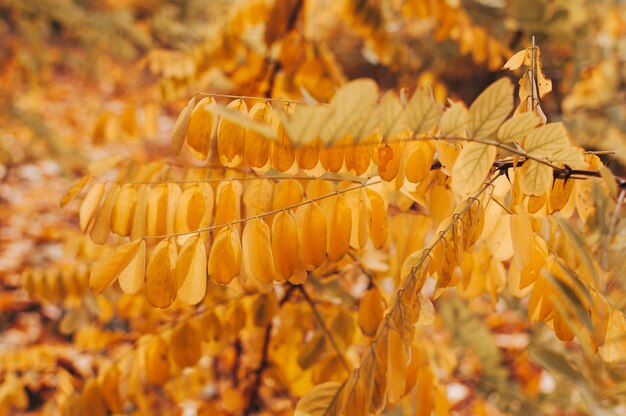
232;337;242;387
244;284;297;414
297;284;351;372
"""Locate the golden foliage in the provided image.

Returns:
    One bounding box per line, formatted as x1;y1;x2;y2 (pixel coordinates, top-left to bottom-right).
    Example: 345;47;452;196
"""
44;37;626;416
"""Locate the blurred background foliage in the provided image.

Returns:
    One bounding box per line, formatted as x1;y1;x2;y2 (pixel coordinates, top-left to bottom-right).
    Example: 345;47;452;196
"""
1;0;625;415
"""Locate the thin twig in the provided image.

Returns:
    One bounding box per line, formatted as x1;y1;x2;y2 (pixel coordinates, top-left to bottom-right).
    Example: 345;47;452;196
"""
194;92;306;105
297;284;352;372
97;174;366;186
334;171;505;403
244;284;297;414
141;179;380;241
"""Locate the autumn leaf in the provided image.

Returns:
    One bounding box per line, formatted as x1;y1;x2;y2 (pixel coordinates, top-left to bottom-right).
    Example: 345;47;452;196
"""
519;160;552;196
187;97;215;160
208;226;241;285
90;239;145;295
451;142;496;195
319;78;379;144
523;122;570;158
171;97;195;154
60;175;91;208
468;77;514;139
242;218;276;286
294;381;343;416
174;235;207;305
406;88;441;135
146;239;177;309
497;112;540;143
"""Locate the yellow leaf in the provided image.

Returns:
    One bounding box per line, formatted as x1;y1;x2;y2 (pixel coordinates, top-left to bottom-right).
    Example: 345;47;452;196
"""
404;140;435;184
358;286;386;336
187;97;215;160
551;146;585;167
400;249;426;283
208;100;276;140
375;141;405;182
319;140;346;173
111;184;136;237
463;200;484;252
296;203;327;270
599;309;626;363
451;142;496;195
345;140;373;176
245;102;272;169
549;178;574;213
130;184;148;241
327;196;352;261
296;139;321;170
214;181;242;235
320;78;379;144
496;111;540;143
81;379;107;416
519;236;546;289
510;215;533;269
171;96;195;154
120;106;138;139
367;189;388;248
294;381;343;416
175;235;207;305
146;184;168;236
428;183;455;227
306;178;336;199
438;102;468;136
406;88;441;134
60;175;91;208
243;179;273;217
519;160;552;196
170;322;202;368
378;90;407;138
535;47;552;98
272;107;297;172
242;218;275;285
273;178;304;210
469;77;514;138
90;240;144;295
271;211;298;281
217;99;247;167
144;336;170;385
208;226;241;285
92;111;116;145
174;186;205;240
90;184;119;244
502;48;529;71
117;239;146;295
598;164;618;198
101;365;123;413
417;293;435;325
523;122;569;158
146;239;177;309
416;367;435;416
279;104;329;146
79;182;105;233
386;328;408;403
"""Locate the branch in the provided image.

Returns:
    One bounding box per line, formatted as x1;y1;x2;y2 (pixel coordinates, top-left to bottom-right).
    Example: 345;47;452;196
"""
141;179;381;241
297;284;351;372
244;284;297;414
329;170;506;408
